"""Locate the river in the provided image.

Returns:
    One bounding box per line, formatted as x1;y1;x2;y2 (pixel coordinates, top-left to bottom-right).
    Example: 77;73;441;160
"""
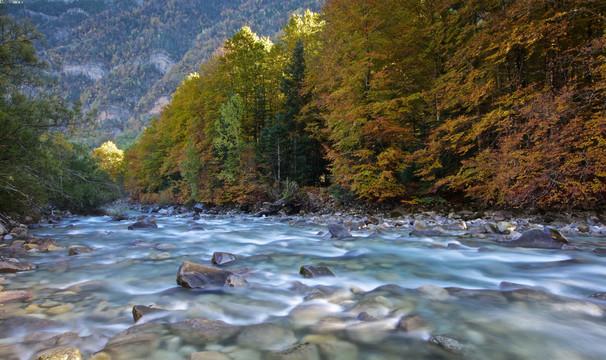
2;211;606;359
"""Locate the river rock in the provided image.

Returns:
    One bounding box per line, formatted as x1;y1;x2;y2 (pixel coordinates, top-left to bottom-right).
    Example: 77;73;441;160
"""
9;226;28;237
132;305;168;322
170;318;239;346
546;227;569;244
300;265;335;278
428;335;469;356
127;218;157;230
311;338;358;360
211;252;237;266
328;224;351;239
409;229;443;237
237;323;297;351
267;343;320;360
177;261;245;288
503;229;564;249
0;289;32;303
36;347;82;360
24;238;56;252
396;313;431;333
0;259;37;273
68;245;93;256
102;323;164;359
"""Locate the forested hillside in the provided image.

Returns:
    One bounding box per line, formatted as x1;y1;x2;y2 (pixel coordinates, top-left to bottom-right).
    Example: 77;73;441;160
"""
124;0;606;209
6;0;323;147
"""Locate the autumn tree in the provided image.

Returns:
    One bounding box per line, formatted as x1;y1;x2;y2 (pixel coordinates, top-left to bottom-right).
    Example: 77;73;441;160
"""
415;0;606;208
92;141;124;180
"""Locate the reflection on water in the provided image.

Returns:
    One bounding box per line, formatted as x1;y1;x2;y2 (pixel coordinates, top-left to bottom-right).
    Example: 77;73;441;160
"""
1;213;606;359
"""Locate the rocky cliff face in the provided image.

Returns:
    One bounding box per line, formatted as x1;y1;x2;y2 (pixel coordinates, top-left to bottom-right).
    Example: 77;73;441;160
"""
7;0;323;147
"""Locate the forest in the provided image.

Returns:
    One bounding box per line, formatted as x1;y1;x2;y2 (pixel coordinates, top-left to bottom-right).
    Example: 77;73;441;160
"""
122;0;606;210
122;0;605;210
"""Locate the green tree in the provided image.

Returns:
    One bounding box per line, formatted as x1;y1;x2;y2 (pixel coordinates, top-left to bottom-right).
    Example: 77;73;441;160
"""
0;13;118;214
213;94;245;183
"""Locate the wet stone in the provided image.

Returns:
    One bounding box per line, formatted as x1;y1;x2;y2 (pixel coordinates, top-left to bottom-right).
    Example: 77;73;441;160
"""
127;218;157;230
177;261;245;288
428;335;470;356
0;289;31;303
299;265;335;278
36;347;82;360
0;259;37;273
68;245;93;256
504;229;564;249
132;305;168;322
328;224;351;239
212;252;237;266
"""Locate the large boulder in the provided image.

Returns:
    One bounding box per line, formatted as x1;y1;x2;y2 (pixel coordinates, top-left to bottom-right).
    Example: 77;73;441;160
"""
0;259;37;273
176;261;246;288
504;229;564;249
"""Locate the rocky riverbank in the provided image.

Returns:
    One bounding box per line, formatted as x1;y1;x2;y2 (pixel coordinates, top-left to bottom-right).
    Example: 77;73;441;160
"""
1;205;606;359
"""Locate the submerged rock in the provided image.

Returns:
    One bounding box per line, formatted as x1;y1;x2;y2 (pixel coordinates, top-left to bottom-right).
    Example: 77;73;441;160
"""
267;342;320;360
176;261;246;288
396;313;430;333
300;265;335;278
190;351;231;360
503;229;564;249
428;335;469;356
237;323;297;351
170;318;239;346
36;347;82;360
211;252;237;266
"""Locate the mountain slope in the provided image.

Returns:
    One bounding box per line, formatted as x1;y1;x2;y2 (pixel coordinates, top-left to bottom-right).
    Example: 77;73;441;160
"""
7;0;323;147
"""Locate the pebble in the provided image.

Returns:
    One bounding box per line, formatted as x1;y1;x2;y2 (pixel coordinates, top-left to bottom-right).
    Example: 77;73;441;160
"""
40;300;61;308
25;304;42;313
47;304;73;315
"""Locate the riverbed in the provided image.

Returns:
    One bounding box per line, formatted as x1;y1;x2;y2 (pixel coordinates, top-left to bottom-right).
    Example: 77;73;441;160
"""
2;211;606;360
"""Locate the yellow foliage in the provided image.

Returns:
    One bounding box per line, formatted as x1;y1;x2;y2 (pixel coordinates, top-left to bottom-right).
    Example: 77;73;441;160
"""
92;141;124;180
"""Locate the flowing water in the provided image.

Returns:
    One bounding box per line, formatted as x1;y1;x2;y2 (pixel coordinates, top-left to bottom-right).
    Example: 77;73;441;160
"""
3;212;606;359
